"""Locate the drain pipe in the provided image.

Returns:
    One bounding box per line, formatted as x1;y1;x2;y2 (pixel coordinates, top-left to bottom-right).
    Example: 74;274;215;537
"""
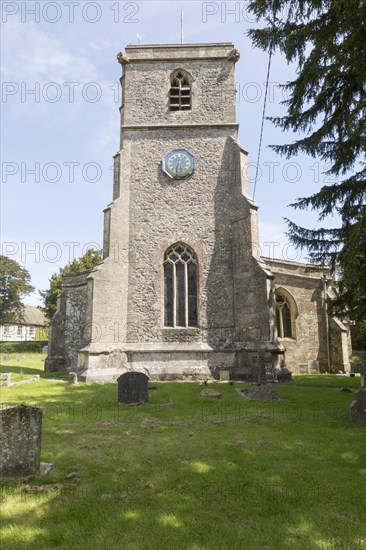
323;274;332;373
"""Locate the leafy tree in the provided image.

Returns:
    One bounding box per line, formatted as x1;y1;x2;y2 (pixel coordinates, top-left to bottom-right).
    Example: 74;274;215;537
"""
35;327;49;341
40;248;102;320
0;256;34;324
351;321;366;351
247;0;366;323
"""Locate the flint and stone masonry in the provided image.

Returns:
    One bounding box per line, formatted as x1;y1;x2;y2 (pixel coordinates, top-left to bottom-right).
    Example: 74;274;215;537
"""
45;43;351;381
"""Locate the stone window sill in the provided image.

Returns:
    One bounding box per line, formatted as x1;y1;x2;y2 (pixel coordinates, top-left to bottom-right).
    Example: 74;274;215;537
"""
162;327;200;332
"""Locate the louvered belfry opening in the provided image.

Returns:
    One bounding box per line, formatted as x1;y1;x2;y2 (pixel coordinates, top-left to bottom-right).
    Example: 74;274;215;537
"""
169;71;191;111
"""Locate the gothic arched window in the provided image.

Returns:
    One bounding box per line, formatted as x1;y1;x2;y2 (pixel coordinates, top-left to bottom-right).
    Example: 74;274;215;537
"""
164;243;197;327
169;70;191;111
276;291;296;339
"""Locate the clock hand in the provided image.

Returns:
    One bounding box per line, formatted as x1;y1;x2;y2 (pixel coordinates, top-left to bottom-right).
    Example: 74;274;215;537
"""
177;159;181;174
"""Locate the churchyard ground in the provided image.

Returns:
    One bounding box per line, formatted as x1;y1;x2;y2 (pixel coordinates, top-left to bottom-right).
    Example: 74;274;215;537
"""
0;354;365;550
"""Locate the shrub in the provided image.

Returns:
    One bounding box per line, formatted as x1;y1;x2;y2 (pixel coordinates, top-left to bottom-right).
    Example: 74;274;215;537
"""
0;341;46;353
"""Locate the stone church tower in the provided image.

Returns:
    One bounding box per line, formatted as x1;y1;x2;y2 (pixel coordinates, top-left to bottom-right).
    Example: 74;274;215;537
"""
46;43;351;380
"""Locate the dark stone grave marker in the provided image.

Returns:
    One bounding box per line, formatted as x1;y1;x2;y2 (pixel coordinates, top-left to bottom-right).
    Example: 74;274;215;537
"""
349;360;366;426
118;372;149;404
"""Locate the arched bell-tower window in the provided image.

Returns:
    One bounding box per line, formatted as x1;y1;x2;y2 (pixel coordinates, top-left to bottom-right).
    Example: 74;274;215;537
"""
164;243;197;327
275;289;297;339
169;70;192;111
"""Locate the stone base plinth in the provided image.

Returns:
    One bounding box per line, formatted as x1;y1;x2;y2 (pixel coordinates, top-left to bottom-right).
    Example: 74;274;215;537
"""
76;343;234;382
74;342;283;383
45;356;68;372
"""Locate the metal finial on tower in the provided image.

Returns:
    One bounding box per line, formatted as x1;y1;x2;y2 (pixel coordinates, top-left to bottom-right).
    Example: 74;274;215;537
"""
181;10;184;44
136;34;144;45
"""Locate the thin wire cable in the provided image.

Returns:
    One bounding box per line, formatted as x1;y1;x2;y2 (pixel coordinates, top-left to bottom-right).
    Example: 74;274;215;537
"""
253;49;273;199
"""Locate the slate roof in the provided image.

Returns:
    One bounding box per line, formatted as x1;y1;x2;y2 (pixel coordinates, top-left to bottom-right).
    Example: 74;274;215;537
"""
20;306;46;326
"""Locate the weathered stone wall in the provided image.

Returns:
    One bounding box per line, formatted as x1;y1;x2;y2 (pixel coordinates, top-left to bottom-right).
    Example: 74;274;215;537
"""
0;405;42;476
232;220;275;344
45;271;90;371
329;318;351;372
64;274;89;369
264;258;351;372
121;43;236;128
124;128;238;344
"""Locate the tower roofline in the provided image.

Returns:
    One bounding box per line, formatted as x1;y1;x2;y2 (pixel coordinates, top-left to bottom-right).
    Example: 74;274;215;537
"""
126;43;234;48
120;43;239;64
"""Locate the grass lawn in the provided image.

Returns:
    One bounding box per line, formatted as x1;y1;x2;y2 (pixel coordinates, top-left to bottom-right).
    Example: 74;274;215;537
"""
0;354;365;550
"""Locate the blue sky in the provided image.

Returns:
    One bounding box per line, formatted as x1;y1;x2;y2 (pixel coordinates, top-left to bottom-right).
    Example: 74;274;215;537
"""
1;1;338;306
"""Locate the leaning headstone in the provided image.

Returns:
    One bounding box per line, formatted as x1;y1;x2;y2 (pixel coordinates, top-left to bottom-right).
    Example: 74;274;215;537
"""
0;405;42;476
118;372;149;404
42;345;48;354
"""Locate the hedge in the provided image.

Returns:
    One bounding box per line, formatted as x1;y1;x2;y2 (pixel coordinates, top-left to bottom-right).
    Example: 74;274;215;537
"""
0;341;48;353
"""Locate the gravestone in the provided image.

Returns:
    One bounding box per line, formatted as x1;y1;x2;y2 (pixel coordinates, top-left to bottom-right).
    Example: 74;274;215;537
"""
349;386;366;426
351;360;366;387
240;384;280;401
118;372;148;404
349;360;366;426
299;363;308;374
0;405;42;476
0;373;11;385
275;367;293;382
288;361;298;374
219;370;230;381
69;372;78;384
200;389;222;398
308;360;320;374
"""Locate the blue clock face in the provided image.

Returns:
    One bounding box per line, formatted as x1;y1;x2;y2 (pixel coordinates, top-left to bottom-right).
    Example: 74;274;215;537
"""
162;148;195;179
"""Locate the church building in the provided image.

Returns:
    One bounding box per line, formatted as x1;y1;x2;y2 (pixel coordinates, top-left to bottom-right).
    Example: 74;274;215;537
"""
45;43;351;381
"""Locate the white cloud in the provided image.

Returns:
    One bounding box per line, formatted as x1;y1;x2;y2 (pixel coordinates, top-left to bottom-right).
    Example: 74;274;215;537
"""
2;19;98;82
